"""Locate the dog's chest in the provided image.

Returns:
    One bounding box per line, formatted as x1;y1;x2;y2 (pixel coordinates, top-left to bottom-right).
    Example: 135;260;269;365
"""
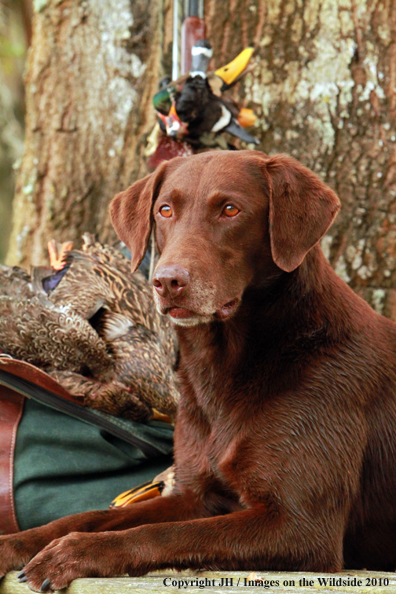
179;376;262;489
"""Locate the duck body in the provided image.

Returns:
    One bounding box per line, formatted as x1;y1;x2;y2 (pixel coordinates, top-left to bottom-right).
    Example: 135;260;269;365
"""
0;294;112;377
0;236;179;422
154;40;259;149
173;74;235;140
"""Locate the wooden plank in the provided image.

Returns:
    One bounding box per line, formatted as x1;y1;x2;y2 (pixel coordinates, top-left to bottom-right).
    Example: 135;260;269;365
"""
1;570;396;594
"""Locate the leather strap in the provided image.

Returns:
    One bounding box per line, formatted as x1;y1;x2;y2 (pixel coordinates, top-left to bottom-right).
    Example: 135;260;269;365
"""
0;357;84;405
0;386;24;534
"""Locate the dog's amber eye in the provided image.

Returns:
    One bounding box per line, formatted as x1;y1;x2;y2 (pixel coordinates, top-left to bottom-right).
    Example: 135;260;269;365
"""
223;204;239;217
159;205;172;218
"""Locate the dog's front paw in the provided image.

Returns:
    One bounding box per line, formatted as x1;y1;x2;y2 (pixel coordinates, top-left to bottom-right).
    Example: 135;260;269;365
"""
0;533;38;577
18;532;131;592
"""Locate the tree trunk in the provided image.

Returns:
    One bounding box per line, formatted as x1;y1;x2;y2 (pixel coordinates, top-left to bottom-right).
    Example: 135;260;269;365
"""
7;0;396;320
205;0;396;319
6;0;171;266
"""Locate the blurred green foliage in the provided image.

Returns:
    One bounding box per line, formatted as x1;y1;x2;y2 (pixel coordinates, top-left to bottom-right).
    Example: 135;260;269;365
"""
0;0;30;263
1;38;25;60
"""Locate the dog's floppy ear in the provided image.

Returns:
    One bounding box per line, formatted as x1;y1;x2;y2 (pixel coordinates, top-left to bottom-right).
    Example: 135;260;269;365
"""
110;160;170;271
263;154;340;272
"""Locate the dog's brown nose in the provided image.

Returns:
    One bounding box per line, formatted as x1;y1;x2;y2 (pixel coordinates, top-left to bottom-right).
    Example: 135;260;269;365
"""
153;265;190;298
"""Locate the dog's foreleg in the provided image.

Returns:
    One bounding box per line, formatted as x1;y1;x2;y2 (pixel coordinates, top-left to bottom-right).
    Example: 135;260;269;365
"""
18;505;344;591
0;491;204;579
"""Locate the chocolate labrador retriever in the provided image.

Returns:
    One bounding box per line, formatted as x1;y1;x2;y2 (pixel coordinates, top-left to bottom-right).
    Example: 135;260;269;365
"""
1;150;396;591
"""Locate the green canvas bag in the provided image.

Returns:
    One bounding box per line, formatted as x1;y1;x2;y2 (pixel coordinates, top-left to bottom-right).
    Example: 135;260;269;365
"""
0;359;173;533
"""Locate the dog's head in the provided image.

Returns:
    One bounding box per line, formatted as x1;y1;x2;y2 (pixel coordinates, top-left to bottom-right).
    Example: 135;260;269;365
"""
110;151;340;327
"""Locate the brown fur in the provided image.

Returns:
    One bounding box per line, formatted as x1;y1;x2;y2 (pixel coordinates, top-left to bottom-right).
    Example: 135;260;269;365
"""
1;150;396;591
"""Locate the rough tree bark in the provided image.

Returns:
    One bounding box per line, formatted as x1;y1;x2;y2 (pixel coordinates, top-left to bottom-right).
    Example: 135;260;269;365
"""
6;0;171;266
6;0;396;319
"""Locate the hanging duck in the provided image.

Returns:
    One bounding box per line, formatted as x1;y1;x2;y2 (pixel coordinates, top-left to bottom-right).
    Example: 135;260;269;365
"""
0;235;179;423
153;40;259;149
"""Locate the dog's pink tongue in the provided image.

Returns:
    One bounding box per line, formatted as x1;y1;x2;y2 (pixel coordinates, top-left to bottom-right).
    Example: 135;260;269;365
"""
169;307;194;319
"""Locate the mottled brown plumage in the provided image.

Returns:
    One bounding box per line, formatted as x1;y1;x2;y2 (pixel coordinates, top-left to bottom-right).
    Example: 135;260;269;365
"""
0;295;112;377
0;264;35;299
0;236;179;422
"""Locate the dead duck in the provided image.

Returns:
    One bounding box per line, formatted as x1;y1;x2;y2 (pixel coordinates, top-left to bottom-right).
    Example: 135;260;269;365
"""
0;236;179;422
154;40;259;147
0;293;112;378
